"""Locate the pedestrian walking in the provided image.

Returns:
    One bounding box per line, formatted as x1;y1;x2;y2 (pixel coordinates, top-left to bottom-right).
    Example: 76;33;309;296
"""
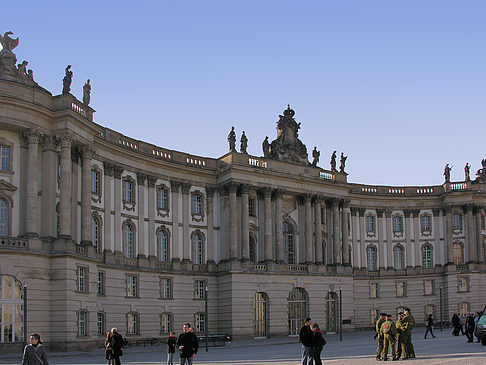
424;314;436;339
167;331;176;365
22;333;49;365
311;323;326;365
105;331;115;365
177;323;199;365
403;307;416;358
451;313;464;336
299;317;314;365
474;311;482;343
375;313;386;360
111;327;125;365
379;314;398;361
465;313;475;343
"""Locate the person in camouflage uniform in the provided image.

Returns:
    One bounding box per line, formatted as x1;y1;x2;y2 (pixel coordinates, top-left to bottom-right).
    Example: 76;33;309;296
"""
403;308;416;359
379;314;398;361
375;313;387;360
395;312;407;360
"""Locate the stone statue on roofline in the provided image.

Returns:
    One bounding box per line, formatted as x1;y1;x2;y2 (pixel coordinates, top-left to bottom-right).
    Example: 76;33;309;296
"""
330;151;337;171
262;136;270;158
83;79;91;105
339;152;347;173
311;147;320;166
62;65;73;94
0;31;19;78
444;164;451;183
240;131;248;154
228;126;236;152
464;162;470;181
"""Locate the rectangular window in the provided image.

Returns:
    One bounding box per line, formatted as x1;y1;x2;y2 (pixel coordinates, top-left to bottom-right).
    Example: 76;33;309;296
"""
194;280;206;300
127;313;139;335
481;214;485;230
157;187;168;210
97;272;105;296
126;275;138;297
191;194;202;215
91;169;100;194
366;215;375;233
393;216;403;233
421;215;431;232
123;179;134;203
0;145;10;171
369;283;378;298
370;309;379;324
160;313;173;334
459;303;469;318
425;304;434;317
77;311;87;336
457;277;469;292
195;313;206;332
452;214;462;230
424;280;434;296
249;197;255;217
396;281;406;297
160;278;172;299
76;266;88;293
97;312;105;336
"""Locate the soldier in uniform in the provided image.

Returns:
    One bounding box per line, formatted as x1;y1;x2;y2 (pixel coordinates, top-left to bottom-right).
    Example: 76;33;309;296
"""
394;312;406;360
379;314;398;361
403;308;416;358
375;313;387;360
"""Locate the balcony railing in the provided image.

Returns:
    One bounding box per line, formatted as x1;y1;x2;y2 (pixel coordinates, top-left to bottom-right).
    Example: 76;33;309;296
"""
0;237;28;249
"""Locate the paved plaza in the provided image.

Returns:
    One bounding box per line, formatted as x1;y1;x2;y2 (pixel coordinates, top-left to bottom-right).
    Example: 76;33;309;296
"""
2;329;485;365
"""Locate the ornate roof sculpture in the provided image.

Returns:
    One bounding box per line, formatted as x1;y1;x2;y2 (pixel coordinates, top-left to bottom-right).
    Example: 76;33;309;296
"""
0;31;37;85
268;105;309;165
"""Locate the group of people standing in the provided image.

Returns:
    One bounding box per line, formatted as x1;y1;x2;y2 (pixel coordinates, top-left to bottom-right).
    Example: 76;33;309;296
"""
375;308;416;361
299;317;327;365
451;311;483;343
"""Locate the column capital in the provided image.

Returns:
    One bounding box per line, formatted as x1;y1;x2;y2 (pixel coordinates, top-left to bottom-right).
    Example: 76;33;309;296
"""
60;132;74;148
147;175;157;188
350;207;358;216
340;198;350;208
312;195;322;204
170;180;181;190
41;135;58;151
473;205;483;215
385;209;392;218
136;172;147;186
462;204;474;214
103;162;115;177
432;208;441;217
113;165;124;179
303;193;312;204
403;209;412;218
23;128;42;144
261;187;272;198
376;209;385;217
273;188;284;199
240;184;251;194
328;197;339;207
442;206;452;214
412;209;420;218
80;144;95;159
358;207;366;217
181;182;192;194
206;186;216;197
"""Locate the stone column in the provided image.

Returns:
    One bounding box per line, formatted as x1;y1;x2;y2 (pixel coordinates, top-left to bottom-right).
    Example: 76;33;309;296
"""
137;173;147;258
274;189;284;263
404;209;412;268
412;209;420;268
147;176;157;259
226;183;238;260
304;194;313;264
376;209;385;269
41;135;57;238
113;165;124;253
358;208;366;268
80;145;94;245
331;199;341;265
170;181;181;262
350;207;358;267
341;199;350;266
314;196;323;264
59;133;73;239
463;204;476;263
432;208;441;266
24;129;41;237
263;187;273;262
103;162;114;252
385;210;392;268
444;206;453;264
474;206;484;264
181;183;191;263
241;184;250;261
206;187;215;263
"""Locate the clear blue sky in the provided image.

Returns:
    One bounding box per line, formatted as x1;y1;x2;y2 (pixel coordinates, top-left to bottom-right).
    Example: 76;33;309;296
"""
3;1;486;186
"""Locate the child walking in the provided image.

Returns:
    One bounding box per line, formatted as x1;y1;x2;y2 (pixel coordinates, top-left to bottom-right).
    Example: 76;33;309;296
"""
167;331;176;365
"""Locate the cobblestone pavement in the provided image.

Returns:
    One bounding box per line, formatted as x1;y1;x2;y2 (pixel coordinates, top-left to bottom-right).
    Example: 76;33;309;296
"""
1;329;485;364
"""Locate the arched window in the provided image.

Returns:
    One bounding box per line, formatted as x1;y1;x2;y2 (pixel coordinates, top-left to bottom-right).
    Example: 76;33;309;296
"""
0;198;8;236
91;216;101;253
0;275;24;343
422;244;433;268
367;246;377;271
287;287;308;336
249;235;256;263
393;245;405;270
123;223;135;258
253;292;268;337
453;242;464;265
157;229;169;262
283;222;295;264
326;292;338;332
192;233;203;264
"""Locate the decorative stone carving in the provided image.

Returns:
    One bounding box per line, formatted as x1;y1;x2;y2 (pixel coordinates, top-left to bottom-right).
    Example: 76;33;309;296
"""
350;207;358;216
330;151;337;171
23;129;41;144
103;162;115;177
80;145;95;159
83;79;91;105
358;208;366;217
0;31;19;52
262;136;270;158
136;172;146;186
311;147;319;166
147;175;157;188
476;159;486;182
113;166;124;179
240;131;248;154
412;209;420;218
170;180;181;190
444;164;451;183
268;106;308;165
339;152;347;173
0;31;18;78
432;208;441;217
60;133;74;148
181;183;192;194
464;163;470;181
227;126;236;152
62;65;73;94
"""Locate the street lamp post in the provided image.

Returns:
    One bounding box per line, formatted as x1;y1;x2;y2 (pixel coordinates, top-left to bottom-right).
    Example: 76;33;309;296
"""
23;284;27;345
339;287;342;342
439;285;443;332
205;286;208;352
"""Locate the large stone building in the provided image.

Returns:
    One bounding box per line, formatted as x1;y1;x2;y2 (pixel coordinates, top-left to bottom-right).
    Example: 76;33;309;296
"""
0;33;485;352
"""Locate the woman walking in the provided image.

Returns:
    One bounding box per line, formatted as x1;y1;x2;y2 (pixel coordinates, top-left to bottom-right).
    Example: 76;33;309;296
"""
311;323;326;365
105;331;115;365
22;333;49;365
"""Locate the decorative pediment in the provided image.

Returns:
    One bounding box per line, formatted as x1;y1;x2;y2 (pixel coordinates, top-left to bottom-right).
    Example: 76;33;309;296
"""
0;179;17;192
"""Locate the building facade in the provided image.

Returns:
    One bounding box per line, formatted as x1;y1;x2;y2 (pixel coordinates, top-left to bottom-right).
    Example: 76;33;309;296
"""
0;34;485;352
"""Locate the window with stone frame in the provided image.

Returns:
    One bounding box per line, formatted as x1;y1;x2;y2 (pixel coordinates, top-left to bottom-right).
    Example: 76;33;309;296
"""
0;198;9;236
91;166;102;202
396;281;406;297
194;312;206;333
194;279;207;300
482;214;485;230
56;202;60;237
393;215;403;233
366;215;376;234
192;232;204;265
369;282;378;298
370;308;379;324
122;176;136;208
156;184;169;215
283;222;295;264
126;275;138;298
249;234;257;263
76;266;88;293
452;242;464;265
91;214;102;253
97;312;106;336
0;275;24;343
422;243;433;268
367;246;377;271
77;310;88;336
457;276;469;292
249;197;256;217
157;228;169;262
160;312;173;334
420;214;432;233
424;280;434;296
452;213;462;231
458;302;470;318
0;144;11;171
393;245;405;270
122;222;136;258
127;312;139;335
191;191;203;216
97;271;105;296
424;304;434;317
160;277;172;299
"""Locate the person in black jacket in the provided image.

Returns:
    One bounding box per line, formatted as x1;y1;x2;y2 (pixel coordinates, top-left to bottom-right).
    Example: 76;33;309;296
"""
111;327;124;365
465;313;475;343
22;333;49;365
167;331;176;365
424;314;436;339
311;323;326;365
177;323;199;365
299;317;314;365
